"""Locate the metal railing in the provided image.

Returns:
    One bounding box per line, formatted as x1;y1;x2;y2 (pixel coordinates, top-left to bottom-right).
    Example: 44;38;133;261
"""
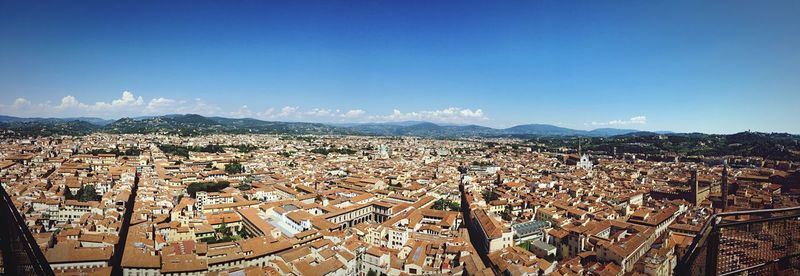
677;207;800;275
0;185;54;275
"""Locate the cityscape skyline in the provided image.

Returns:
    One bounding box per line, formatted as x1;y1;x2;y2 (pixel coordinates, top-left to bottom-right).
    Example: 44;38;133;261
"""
2;1;799;133
1;2;799;275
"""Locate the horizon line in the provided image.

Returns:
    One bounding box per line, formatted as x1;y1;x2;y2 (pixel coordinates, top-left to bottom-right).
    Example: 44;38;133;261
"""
2;113;795;136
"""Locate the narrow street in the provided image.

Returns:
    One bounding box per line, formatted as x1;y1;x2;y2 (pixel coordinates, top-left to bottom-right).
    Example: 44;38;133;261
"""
110;173;139;275
459;175;491;269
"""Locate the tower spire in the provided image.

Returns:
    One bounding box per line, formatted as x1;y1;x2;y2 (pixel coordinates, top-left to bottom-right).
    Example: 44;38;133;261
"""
690;169;700;205
721;160;729;211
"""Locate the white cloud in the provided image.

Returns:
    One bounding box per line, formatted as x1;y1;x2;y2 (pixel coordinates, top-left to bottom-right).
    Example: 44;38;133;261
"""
342;109;365;118
1;97;49;117
228;105;253;118
174;98;221;115
54;91;147;114
109;91;144;107
0;93;488;125
590;116;647;126
0;91;224;118
12;98;31;108
145;98;178;113
278;106;298;117
255;106;368;121
57;95;87;109
243;105;485;124
304;108;332;117
257;108;275;118
251;106;486;124
368;107;488;124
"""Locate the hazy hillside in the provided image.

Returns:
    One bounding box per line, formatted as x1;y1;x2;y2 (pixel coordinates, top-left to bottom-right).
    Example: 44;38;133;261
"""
0;114;654;137
103;114;348;135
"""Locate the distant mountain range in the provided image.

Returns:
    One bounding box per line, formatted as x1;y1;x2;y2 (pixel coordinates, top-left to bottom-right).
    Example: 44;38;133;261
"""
2;114;796;161
0;114;672;137
0;115;115;126
103;114;347;136
345;121;673;137
0;114;346;136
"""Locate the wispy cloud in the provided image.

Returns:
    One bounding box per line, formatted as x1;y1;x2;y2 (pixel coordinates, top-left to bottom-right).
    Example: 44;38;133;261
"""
588;116;647;126
0;91;220;118
227;105;253;118
0;92;488;125
367;107;488;124
256;106;446;123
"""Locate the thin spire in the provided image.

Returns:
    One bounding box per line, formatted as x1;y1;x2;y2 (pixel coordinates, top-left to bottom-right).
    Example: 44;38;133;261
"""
721;159;729;211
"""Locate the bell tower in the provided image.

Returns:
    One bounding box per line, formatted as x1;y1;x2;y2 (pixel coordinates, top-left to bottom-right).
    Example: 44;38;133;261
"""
690;170;700;204
721;162;729;211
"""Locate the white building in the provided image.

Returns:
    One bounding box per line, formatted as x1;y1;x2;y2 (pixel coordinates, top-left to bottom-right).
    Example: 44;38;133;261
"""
577;154;593;171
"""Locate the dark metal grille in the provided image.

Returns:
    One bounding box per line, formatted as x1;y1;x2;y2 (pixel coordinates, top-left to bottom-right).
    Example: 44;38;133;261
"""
678;207;800;276
682;215;714;276
0;185;54;276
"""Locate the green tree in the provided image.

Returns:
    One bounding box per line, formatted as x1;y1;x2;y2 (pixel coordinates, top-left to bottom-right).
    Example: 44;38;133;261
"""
234;145;258;153
448;201;461;211
501;205;513;221
225;162;244;174
433;199;461;212
78;185;99;202
124;147;142;156
482;188;498;202
218;222;230;236
518;241;531;251
433;199;448;210
63;186;75;200
187;181;230;197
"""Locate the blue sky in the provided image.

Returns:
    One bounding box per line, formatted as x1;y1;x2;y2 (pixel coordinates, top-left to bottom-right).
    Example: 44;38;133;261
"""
1;1;798;133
